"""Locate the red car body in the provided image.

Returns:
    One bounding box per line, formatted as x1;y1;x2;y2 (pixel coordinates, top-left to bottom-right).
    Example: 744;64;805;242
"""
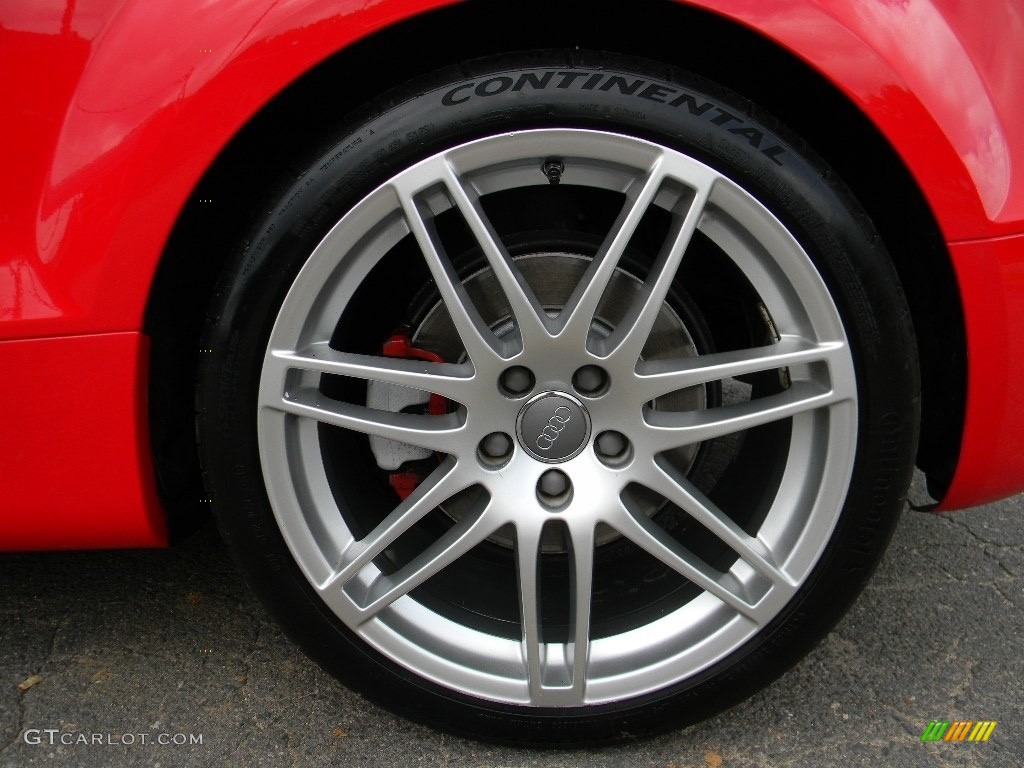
2;0;1023;551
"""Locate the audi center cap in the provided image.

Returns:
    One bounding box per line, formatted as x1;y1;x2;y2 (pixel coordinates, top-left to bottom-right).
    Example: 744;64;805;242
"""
517;392;591;463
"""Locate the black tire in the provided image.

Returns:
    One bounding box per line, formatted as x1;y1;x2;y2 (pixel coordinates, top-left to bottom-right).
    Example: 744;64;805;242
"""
198;52;919;745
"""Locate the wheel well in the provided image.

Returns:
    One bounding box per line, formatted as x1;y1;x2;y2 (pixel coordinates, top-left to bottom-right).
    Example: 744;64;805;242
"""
145;0;964;533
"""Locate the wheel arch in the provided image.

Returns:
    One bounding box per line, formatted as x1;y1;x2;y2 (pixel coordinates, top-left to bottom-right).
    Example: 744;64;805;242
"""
145;0;966;530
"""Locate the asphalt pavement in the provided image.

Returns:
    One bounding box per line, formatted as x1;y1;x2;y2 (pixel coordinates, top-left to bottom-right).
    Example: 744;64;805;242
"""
2;488;1021;768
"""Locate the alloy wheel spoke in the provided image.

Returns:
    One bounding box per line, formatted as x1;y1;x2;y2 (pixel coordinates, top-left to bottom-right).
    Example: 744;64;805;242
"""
353;499;499;622
268;344;476;403
557;161;665;343
441;163;553;346
565;523;595;704
515;524;544;702
513;521;595;706
598;169;715;363
395;181;508;365
320;458;472;592
642;380;850;452
640;458;796;591
608;500;762;621
268;386;465;454
632;336;846;402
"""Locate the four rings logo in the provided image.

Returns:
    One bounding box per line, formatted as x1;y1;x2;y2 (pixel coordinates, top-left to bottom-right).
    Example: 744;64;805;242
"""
535;406;573;450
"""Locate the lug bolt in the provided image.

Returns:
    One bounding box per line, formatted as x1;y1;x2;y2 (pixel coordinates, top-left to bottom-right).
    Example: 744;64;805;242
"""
539;469;569;496
537;469;572;509
500;366;534;396
480;432;513;459
595;431;631;466
573;365;608;396
595;431;626;457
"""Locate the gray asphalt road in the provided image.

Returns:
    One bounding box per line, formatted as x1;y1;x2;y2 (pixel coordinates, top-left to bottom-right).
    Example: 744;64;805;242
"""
2;492;1021;768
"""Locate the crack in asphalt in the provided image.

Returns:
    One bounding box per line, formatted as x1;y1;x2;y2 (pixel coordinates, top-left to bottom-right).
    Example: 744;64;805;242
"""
982;547;1019;580
942;512;1023;550
992;581;1019;607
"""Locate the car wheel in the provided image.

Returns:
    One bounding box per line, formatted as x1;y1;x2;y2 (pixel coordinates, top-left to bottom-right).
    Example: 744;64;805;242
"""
198;53;919;744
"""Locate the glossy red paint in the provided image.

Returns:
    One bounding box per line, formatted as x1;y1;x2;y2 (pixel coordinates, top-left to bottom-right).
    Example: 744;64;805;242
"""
684;0;1024;240
939;233;1024;511
0;333;166;550
3;0;1022;341
0;0;456;550
1;0;1023;550
1;0;459;340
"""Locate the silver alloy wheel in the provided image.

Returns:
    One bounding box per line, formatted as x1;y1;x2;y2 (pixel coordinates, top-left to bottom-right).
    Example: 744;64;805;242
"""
257;129;858;707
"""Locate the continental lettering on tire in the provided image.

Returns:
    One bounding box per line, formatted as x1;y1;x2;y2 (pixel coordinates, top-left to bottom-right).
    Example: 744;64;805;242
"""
440;70;787;165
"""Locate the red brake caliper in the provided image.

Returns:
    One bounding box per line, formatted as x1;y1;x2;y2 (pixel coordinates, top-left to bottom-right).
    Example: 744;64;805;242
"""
381;329;447;500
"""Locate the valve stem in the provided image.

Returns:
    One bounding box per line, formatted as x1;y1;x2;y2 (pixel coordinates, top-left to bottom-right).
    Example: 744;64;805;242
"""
542;158;564;185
